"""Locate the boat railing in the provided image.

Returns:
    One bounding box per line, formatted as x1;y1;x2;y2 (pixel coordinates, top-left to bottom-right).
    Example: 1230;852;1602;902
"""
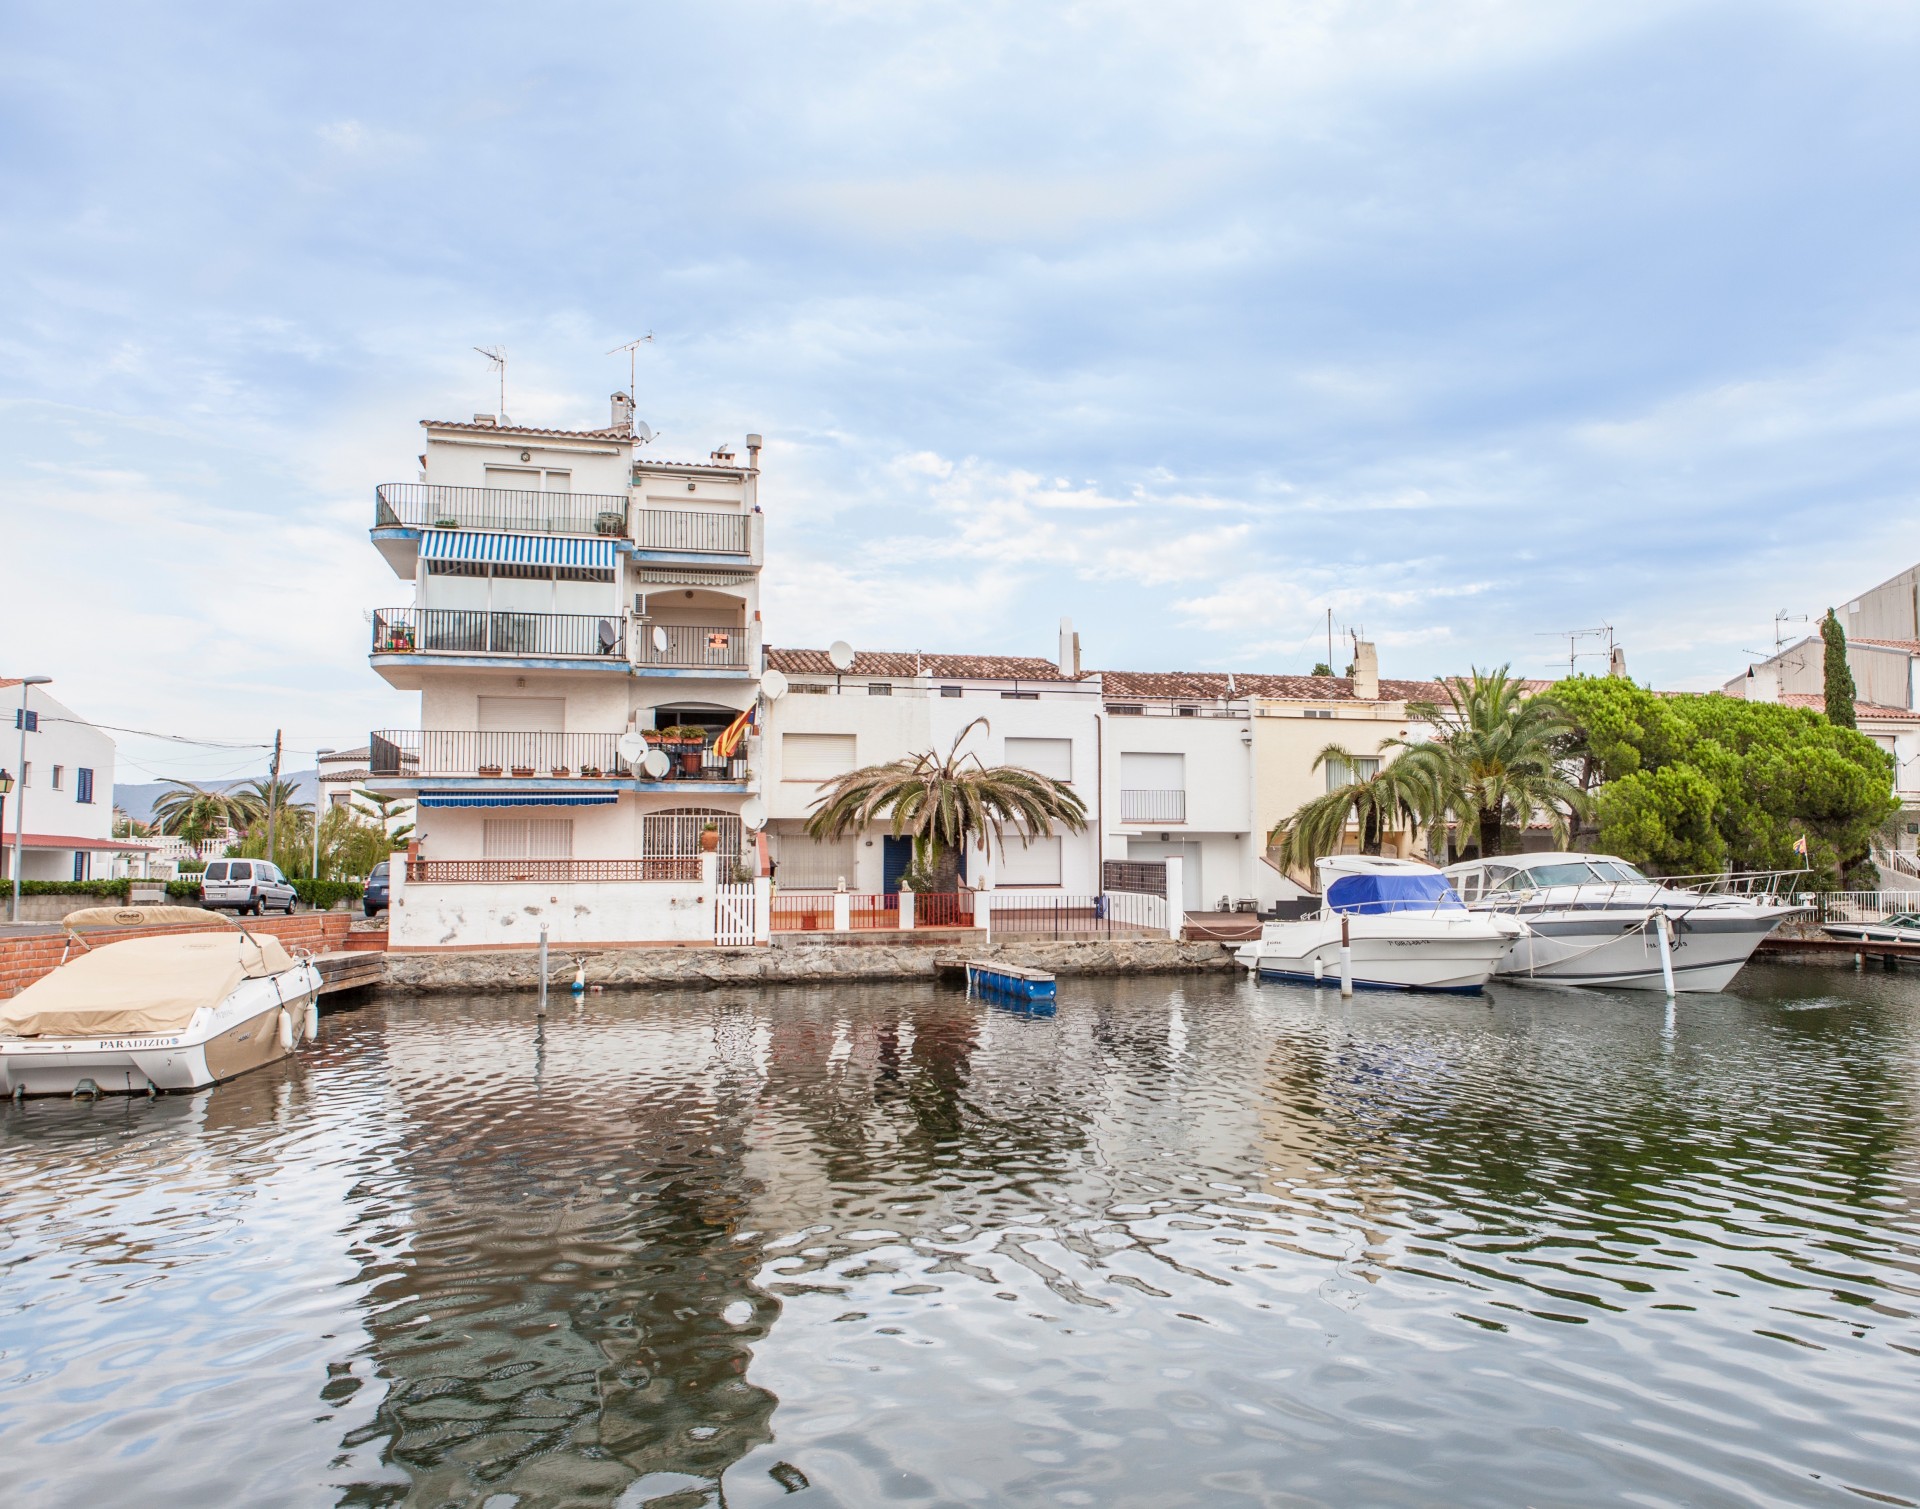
1470;871;1813;914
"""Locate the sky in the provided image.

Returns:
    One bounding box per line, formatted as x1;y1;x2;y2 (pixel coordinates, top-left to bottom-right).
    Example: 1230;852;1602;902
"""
3;0;1919;786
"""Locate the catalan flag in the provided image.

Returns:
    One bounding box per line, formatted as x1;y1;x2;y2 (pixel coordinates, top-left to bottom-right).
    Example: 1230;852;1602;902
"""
712;705;755;760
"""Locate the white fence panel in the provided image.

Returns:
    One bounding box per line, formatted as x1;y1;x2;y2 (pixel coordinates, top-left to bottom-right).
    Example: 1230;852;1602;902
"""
714;882;757;946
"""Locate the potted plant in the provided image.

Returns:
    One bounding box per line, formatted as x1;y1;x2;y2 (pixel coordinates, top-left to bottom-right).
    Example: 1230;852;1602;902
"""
434;517;459;529
594;510;625;536
382;623;416;653
579;764;602;779
699;821;721;854
550;765;570;778
477;763;504;777
510;764;536;778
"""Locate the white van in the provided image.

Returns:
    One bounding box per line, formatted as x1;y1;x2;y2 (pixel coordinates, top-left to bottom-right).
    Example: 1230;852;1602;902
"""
199;859;299;916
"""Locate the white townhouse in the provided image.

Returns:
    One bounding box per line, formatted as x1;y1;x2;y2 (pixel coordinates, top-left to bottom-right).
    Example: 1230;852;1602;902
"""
760;640;1104;896
0;679;140;881
362;395;769;948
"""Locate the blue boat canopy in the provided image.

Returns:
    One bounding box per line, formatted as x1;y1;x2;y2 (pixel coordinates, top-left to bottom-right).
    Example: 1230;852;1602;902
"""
1326;871;1464;915
417;792;618;809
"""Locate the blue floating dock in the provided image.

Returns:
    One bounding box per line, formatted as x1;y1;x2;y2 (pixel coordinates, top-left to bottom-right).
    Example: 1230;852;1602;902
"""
964;959;1057;1003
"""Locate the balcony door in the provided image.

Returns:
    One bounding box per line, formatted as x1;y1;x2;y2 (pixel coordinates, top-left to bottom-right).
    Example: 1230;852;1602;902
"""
477;695;565;773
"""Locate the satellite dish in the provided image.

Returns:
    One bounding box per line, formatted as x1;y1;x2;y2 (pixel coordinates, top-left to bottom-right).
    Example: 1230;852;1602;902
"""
739;797;767;831
616;732;646;763
651;625;669;654
634;421;655;445
640;749;672;779
827;640;855;672
760;668;789;700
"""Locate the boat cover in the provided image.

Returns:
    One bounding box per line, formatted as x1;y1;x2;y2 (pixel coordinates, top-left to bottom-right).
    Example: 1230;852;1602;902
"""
1326;872;1464;915
0;932;297;1038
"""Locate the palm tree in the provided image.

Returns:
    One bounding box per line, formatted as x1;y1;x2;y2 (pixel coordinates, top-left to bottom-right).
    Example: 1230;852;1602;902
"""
352;789;416;848
1269;744;1436;873
804;718;1088;891
1397;667;1587;859
150;780;253;846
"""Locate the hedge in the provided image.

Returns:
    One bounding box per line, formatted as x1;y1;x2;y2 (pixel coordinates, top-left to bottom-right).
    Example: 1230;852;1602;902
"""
16;877;363;906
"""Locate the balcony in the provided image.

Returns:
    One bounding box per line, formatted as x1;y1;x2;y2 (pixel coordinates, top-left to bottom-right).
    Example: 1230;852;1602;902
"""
373;607;624;662
630;509;751;556
1121;788;1187;823
376;482;629;537
633;621;749;670
369;730;750;785
407;858;700;884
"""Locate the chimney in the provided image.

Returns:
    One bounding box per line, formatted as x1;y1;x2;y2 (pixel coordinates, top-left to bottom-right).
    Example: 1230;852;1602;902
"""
1351;640;1379;701
1609;645;1628;678
1747;664;1779;703
610;392;634;432
471;413;496;427
1058;617;1077;677
746;433;763;470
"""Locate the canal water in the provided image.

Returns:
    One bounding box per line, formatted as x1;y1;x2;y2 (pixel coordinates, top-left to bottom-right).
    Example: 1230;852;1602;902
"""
2;966;1918;1508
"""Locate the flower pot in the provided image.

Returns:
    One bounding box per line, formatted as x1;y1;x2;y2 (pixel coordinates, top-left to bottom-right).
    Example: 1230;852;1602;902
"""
550;767;570;778
579;766;602;779
478;765;503;777
510;766;536;778
699;830;720;853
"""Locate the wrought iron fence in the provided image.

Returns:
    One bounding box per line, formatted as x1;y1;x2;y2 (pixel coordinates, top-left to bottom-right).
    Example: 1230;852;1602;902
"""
985;891;1168;939
770;892;838;931
373;607;623;659
368;730;746;784
406;858;700;883
630;508;752;555
1102;859;1167;897
1120;789;1186;823
914;892;976;928
375;483;628;536
633;621;749;669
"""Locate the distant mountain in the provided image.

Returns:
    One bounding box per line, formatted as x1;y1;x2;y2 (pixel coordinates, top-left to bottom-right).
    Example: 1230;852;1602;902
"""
114;770;321;825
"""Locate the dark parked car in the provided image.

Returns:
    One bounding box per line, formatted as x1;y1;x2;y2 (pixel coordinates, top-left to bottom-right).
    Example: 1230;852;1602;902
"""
364;860;390;918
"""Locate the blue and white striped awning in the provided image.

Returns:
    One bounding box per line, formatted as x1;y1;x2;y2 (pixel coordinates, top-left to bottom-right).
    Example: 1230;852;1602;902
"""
421;530;616;568
418;792;619;809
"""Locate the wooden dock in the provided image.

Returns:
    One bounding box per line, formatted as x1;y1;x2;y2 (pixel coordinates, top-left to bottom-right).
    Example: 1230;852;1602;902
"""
1757;935;1920;968
314;950;385;997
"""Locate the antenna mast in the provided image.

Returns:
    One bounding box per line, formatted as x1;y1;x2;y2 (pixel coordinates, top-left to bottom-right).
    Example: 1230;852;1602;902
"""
608;333;653;405
1773;610;1808;652
1540;626;1615;679
474;346;507;420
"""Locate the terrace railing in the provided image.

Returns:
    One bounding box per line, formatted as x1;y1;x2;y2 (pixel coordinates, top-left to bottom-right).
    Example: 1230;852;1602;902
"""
1120;788;1187;823
633;621;750;669
406;858;700;884
375;483;628;537
983;891;1169;940
369;729;748;783
373;607;624;659
629;508;751;555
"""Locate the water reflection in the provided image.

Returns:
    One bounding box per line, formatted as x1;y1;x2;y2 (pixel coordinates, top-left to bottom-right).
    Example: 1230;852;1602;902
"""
0;966;1916;1507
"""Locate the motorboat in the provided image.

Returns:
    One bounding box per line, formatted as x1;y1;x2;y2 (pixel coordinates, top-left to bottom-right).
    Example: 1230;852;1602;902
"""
1442;853;1805;993
1235;856;1525;993
0;906;323;1098
1822;912;1920;945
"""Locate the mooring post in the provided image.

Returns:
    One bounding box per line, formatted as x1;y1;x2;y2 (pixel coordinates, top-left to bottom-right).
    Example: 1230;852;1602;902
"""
537;923;549;1016
1339;913;1353;997
1656;911;1676;998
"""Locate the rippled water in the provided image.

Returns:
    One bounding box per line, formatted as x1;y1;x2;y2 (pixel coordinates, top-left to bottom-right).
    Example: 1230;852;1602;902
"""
3;965;1919;1507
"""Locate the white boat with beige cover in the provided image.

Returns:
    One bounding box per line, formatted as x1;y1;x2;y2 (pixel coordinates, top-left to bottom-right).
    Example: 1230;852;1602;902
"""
0;907;322;1098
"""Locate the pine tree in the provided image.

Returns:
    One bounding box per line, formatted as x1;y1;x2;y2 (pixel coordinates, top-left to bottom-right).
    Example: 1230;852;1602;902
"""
1822;608;1857;729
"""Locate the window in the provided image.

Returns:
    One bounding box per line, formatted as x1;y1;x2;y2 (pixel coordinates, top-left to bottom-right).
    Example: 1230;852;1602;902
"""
76;768;94;804
1005;737;1072;781
73;851;87;881
867;682;892;696
1326;756;1381;792
204;862;230;881
782;733;856;781
1107;704;1143;716
1177;706;1198;717
482;819;575;858
13;709;36;731
229;862;253;880
1000;690;1039;701
51;765;64;791
940;686;963;698
998;835;1063;887
1305;709;1334;719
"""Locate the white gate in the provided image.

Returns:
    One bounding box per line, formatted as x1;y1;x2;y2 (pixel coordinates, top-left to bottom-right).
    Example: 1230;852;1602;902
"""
714;882;757;946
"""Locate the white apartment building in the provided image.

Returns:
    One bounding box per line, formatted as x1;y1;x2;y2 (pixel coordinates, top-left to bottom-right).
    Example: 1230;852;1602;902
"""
0;679;138;880
363;396;768;948
760;642;1103;895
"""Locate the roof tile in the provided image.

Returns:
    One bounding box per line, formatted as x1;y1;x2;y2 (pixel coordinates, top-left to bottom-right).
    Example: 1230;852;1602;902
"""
767;648;1074;681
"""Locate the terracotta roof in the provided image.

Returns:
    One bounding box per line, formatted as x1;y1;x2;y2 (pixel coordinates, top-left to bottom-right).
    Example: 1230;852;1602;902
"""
1725;688;1917;721
1850;638;1920;653
13;833;155;851
1100;670;1451;703
633;457;751;476
321;746;369;762
423;418;634;441
767;648;1075;681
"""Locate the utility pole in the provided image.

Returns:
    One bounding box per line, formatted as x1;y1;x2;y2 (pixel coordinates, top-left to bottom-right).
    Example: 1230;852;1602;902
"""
264;729;283;868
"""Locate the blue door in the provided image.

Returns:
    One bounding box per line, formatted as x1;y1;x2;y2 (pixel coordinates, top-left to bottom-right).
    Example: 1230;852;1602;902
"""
882;836;913;894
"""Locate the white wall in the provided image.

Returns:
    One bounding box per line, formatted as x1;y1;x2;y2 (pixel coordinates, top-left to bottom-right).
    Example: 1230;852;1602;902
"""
391;875;712;947
2;685;116;880
1103;709;1258;908
423;427;632;496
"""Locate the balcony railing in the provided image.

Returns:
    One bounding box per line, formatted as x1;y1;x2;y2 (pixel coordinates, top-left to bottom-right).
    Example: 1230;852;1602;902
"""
373;607;624;660
630;508;750;555
369;730;749;783
407;858;701;884
375;483;629;537
634;621;749;669
1121;788;1187;823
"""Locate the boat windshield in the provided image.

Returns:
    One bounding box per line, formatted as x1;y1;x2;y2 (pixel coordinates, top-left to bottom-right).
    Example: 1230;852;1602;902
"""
1492;862;1597;890
1587;860;1648;884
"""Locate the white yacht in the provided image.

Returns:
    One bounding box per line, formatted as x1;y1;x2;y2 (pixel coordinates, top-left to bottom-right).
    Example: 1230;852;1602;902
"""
1821;912;1920;946
1442;853;1803;993
0;906;323;1098
1236;856;1525;994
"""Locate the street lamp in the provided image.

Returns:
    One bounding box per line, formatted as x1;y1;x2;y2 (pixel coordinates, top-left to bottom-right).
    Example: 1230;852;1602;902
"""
11;676;51;923
0;770;13;902
311;748;334;900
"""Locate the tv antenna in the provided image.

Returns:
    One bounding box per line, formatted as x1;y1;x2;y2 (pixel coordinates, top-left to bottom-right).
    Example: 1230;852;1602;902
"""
608;333;653;405
474;346;507;420
1774;610;1808;652
1539;625;1615;678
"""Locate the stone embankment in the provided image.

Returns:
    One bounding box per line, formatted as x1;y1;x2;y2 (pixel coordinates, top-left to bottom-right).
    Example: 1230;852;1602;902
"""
381;938;1239;994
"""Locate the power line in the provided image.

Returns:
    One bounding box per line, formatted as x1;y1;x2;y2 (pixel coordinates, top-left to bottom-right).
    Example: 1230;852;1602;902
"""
38;715;271;750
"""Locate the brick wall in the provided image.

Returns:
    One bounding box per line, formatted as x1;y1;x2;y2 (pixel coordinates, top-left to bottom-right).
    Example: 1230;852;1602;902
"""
0;913;350;1000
